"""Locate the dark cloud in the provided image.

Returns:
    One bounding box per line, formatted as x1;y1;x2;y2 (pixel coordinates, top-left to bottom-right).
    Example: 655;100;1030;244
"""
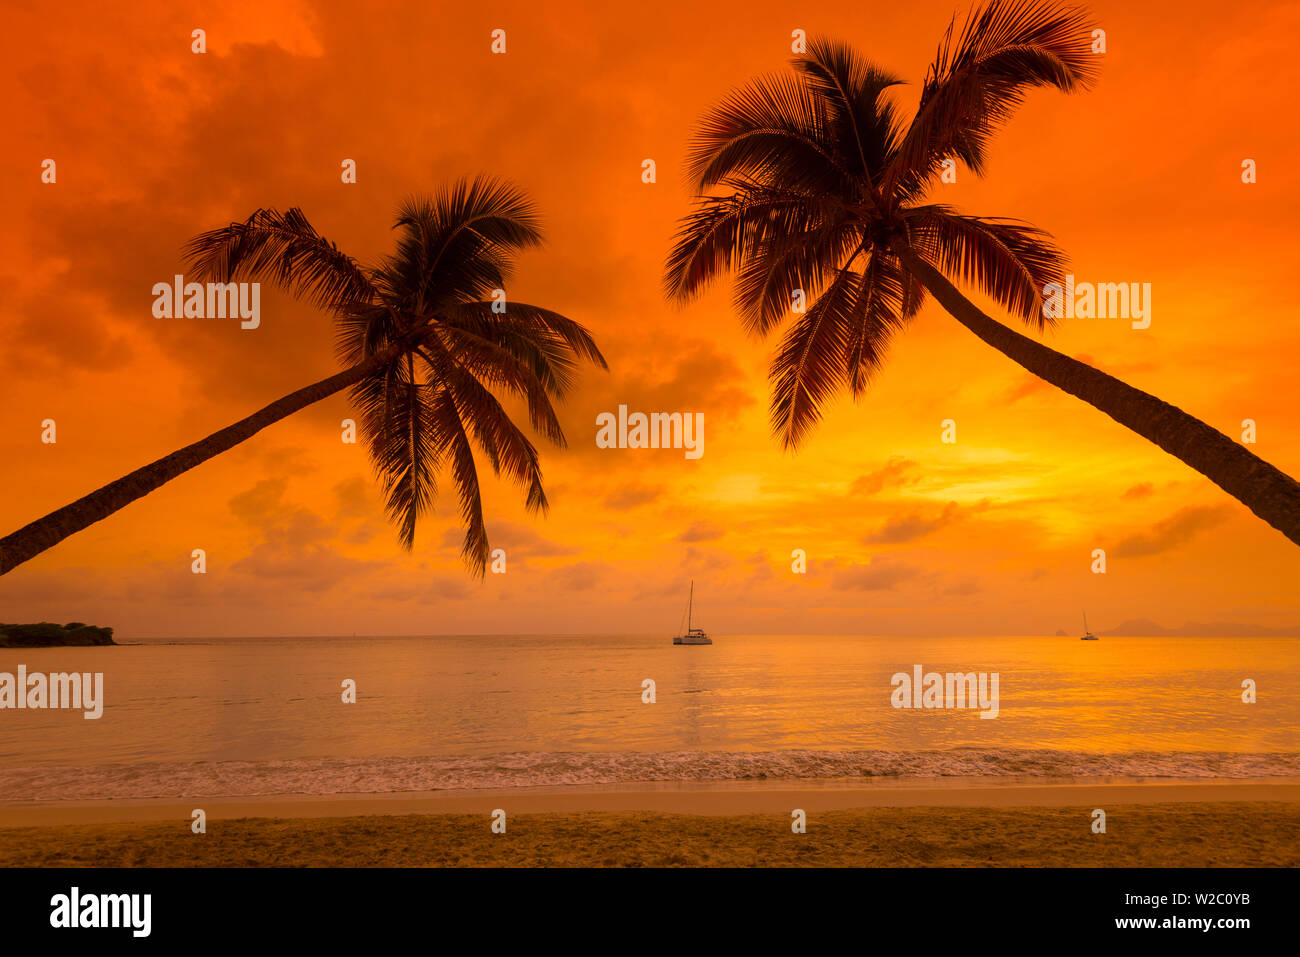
864;502;961;544
228;478;290;525
333;475;374;517
604;482;663;510
678;521;724;543
850;457;918;495
1112;505;1233;558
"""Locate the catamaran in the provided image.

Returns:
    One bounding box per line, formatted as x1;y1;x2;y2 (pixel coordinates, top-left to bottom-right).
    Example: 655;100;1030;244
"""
1081;612;1098;640
673;580;712;645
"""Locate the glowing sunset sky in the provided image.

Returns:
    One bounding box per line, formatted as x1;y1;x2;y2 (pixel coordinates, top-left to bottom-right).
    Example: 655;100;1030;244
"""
2;0;1298;637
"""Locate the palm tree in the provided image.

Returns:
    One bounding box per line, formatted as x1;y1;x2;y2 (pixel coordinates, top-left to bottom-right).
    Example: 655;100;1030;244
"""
665;0;1300;546
0;176;606;576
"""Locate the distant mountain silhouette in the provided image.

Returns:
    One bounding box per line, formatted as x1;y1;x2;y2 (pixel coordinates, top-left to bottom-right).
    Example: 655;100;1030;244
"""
1094;618;1300;637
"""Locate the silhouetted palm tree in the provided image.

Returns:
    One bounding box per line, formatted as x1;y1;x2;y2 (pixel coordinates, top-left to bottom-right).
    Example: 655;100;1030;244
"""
1;176;606;576
666;0;1300;545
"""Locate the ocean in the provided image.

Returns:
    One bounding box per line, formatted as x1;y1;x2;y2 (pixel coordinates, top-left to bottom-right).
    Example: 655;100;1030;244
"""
1;634;1297;801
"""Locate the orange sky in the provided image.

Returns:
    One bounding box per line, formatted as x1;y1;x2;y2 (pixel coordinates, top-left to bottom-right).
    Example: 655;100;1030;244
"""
2;0;1299;637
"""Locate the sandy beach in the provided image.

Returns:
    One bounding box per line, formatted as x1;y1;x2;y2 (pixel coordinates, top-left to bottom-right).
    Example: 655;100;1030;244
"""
2;781;1296;867
2;803;1296;868
3;778;1299;826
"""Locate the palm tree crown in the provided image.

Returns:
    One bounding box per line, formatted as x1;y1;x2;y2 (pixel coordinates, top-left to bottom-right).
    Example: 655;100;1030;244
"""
186;176;606;574
667;0;1097;447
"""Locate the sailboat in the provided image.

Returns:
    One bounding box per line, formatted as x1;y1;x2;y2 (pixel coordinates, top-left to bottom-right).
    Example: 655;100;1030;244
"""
673;580;712;645
1080;612;1098;640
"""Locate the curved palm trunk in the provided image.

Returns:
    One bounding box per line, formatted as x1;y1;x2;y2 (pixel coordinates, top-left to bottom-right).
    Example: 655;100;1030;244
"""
0;343;407;576
893;244;1300;547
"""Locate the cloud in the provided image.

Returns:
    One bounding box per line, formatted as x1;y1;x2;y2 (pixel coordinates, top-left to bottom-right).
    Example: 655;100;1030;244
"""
333;476;371;514
625;342;754;419
850;457;918;495
681;546;733;572
223;476;386;590
864;502;961;544
604;482;663;510
1112;505;1233;558
831;556;921;591
563;341;754;466
228;478;291;525
1002;375;1050;404
413;577;475;603
942;576;980;596
1122;482;1155;500
678;521;724;543
229;539;382;591
547;561;605;591
438;520;579;562
228;500;383;590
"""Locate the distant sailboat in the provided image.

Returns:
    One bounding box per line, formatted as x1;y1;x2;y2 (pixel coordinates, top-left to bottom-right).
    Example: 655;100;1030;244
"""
1081;612;1098;640
673;580;712;645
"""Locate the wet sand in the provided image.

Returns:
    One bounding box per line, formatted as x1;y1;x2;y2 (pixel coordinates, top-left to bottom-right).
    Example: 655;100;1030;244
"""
1;780;1296;867
2;778;1297;827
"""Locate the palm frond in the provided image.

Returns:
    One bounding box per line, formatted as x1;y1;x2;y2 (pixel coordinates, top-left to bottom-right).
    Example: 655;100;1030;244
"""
734;215;864;337
183;207;377;314
903;204;1067;327
769;264;864;448
335;303;409;368
420;323;566;447
428;386;491;576
351;353;440;550
792;38;906;186
665;182;839;309
430;354;549;514
442;301;606;377
441;300;604;402
887;0;1098;194
381;176;544;313
844;249;919;396
686;73;855;194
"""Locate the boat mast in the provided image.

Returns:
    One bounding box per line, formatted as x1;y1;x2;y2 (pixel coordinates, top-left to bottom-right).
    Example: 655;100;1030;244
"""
688;580;694;631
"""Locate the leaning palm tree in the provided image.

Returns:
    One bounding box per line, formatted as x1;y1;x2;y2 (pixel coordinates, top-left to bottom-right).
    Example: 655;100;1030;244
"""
1;176;606;576
666;0;1300;546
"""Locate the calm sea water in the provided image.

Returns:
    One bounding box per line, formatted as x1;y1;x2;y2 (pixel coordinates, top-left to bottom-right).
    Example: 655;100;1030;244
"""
1;634;1296;801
